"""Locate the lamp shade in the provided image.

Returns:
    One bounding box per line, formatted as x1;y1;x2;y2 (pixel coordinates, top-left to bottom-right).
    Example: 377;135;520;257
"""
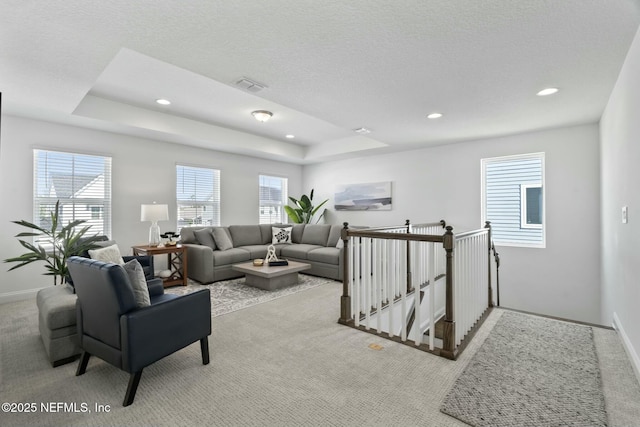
141;204;169;222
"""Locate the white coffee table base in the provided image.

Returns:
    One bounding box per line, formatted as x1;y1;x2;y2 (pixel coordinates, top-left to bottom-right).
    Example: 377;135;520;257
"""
232;261;311;291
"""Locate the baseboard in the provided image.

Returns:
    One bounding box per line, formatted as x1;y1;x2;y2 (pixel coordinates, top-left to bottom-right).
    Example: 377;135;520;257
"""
0;287;44;304
612;312;640;385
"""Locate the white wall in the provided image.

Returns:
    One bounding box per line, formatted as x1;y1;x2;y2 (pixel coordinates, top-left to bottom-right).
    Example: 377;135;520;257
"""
600;26;640;376
304;124;602;323
0;115;302;301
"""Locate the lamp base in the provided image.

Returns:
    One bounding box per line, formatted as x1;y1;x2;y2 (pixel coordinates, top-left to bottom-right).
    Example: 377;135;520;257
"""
149;222;161;247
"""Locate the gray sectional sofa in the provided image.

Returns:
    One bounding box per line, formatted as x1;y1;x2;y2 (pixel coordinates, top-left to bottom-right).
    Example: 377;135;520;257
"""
180;224;344;284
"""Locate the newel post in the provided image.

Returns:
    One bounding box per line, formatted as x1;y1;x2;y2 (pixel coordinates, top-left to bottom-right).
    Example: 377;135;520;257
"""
338;222;352;324
485;221;493;308
442;225;456;359
405;219;412;293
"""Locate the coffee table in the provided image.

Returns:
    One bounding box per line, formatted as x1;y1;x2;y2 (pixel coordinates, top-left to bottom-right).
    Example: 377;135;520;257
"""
232;260;311;291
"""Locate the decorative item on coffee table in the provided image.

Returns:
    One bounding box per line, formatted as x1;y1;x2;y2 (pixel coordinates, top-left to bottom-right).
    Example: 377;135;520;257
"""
264;244;288;266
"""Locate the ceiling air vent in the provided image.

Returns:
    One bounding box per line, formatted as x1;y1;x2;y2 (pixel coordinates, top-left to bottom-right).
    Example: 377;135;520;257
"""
235;77;267;93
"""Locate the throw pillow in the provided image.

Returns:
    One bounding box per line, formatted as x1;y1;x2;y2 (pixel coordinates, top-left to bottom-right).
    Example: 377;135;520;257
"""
272;226;293;244
212;228;233;251
88;244;125;265
194;228;217;250
123;259;151;307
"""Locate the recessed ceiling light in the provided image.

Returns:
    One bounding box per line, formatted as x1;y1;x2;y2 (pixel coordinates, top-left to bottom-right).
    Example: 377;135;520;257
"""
156;98;171;105
427;113;443;119
536;88;559;96
251;110;273;122
285;134;295;139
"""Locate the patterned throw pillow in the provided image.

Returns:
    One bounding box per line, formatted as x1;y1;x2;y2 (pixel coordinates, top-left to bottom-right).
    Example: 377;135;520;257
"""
272;226;293;244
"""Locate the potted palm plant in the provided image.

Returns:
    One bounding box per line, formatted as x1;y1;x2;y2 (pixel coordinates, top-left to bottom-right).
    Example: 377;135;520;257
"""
284;189;329;224
4;200;104;285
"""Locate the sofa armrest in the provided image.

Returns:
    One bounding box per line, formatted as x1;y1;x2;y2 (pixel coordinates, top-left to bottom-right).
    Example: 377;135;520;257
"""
183;244;214;283
120;289;211;372
146;278;164;297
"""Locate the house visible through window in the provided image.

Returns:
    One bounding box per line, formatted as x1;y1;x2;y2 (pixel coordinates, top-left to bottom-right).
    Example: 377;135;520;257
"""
259;175;288;224
482;153;545;248
33;149;112;243
176;165;220;231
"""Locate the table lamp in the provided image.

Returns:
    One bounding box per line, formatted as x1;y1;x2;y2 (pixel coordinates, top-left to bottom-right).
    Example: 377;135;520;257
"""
141;203;169;247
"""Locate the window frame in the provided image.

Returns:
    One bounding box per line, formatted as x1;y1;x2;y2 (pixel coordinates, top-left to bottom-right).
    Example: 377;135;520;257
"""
33;149;112;246
258;174;288;225
481;152;546;248
520;183;543;229
175;164;221;232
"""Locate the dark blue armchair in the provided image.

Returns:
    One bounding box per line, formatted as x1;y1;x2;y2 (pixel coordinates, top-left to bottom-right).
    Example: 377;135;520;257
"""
67;256;211;406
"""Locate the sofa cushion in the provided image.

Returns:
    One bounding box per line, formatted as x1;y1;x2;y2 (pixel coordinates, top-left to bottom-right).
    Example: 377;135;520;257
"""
280;244;323;260
180;227;201;244
259;224;273;244
88;244;124;265
194;228;217;250
229;225;263;247
290;224;305;243
327;224;343;247
241;245;269;259
212;227;233;251
212;248;250;265
301;224;331;246
308;247;341;265
271;226;293;244
123;259;151;307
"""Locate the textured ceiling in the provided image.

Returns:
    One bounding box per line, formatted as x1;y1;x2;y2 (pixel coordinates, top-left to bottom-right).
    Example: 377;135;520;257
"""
1;1;639;164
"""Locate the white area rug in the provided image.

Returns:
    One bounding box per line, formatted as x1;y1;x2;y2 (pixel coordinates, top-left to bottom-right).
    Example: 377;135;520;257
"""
165;274;332;317
441;311;607;427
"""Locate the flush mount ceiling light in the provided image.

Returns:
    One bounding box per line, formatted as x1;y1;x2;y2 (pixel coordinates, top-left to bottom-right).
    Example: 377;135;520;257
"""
285;134;295;139
155;98;171;105
427;113;443;119
251;110;273;122
536;87;559;96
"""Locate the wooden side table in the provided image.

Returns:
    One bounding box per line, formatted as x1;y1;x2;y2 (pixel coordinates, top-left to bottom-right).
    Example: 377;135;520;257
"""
131;244;188;287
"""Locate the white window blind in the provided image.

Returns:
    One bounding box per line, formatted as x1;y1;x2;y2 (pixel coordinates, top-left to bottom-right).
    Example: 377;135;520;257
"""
33;149;112;242
259;175;288;224
176;165;220;231
482;153;545;248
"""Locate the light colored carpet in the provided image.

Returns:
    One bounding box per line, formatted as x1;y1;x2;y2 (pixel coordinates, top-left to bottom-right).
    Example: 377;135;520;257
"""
165;274;329;317
441;311;606;427
1;283;639;426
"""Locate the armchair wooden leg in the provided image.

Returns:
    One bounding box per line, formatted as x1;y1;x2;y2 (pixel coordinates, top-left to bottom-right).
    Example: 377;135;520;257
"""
75;351;91;376
200;337;210;365
123;371;143;407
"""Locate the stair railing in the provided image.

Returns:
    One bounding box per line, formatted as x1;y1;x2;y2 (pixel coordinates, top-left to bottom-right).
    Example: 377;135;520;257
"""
339;220;496;360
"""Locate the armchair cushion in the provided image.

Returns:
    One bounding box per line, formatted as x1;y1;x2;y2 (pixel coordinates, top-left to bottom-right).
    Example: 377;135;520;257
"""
89;244;125;265
123;259;151;307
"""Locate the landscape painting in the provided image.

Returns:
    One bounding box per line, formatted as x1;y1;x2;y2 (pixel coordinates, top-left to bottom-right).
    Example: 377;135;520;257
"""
334;181;392;211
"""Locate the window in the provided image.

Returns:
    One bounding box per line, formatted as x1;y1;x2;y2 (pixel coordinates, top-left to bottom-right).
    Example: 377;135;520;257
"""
520;184;542;228
176;165;220;231
33;149;112;243
259;175;288;224
482;153;545;248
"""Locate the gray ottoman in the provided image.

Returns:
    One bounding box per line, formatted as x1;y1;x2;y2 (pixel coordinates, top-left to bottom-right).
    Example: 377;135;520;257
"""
36;285;79;367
